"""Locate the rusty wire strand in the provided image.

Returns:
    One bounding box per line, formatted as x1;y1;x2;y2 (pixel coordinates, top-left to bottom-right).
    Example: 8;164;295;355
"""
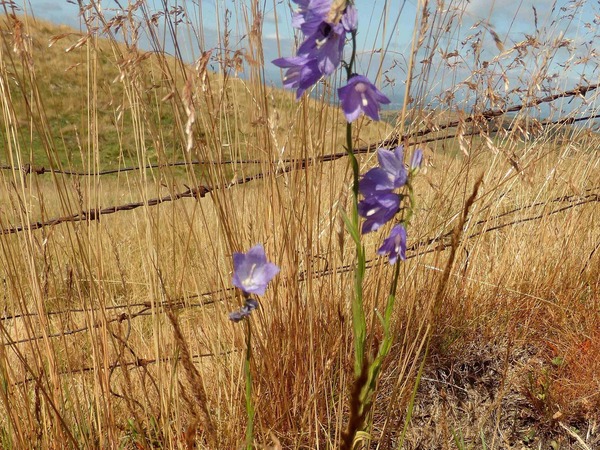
0;82;597;179
1;189;597;349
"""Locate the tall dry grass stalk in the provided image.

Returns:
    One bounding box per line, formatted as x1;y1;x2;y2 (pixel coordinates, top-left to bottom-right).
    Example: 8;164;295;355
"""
0;0;598;448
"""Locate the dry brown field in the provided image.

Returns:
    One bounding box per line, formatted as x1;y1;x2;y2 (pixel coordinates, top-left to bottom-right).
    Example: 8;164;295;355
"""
0;3;598;449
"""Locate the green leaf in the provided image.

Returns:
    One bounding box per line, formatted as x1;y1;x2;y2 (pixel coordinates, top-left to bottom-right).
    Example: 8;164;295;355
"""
341;208;361;245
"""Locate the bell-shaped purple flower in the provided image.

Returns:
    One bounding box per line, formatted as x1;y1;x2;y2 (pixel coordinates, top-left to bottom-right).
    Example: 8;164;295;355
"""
272;55;322;98
338;75;391;122
297;21;345;76
357;192;400;234
231;244;280;296
341;4;358;32
359;146;407;197
377;224;407;265
410;148;423;170
292;0;331;36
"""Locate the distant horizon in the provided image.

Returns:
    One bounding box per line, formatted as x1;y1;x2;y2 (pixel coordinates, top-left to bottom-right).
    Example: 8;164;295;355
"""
7;0;600;120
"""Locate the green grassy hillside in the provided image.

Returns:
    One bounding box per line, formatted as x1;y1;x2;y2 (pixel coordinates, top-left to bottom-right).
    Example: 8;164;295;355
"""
0;14;391;175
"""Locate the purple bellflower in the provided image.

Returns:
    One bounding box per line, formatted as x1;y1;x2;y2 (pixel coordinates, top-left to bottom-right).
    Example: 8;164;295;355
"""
359;146;407;197
297;21;345;76
272;55;322;99
377;224;407;265
231;244;280;296
358;192;401;234
229;244;280;322
410;148;423;170
338;75;391;122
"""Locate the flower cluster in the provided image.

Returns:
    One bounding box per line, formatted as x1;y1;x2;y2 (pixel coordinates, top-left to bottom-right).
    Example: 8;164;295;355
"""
229;244;280;322
358;146;423;264
273;0;390;122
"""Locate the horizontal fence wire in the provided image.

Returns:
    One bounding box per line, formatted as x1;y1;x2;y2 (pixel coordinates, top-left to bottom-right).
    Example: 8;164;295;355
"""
0;83;598;384
1;83;598;236
0;82;597;178
12;350;237;387
3;187;598;386
2;111;599;177
1;187;597;349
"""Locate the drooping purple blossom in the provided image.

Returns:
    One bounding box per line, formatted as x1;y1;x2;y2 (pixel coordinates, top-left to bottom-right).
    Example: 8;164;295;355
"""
357;192;401;234
231;244;280;296
341;5;358;32
377;224;407;265
410;149;423;170
229;298;260;323
272;55;322;98
338;75;391;122
292;0;331;36
359;146;407;197
274;1;363;98
297;21;345;76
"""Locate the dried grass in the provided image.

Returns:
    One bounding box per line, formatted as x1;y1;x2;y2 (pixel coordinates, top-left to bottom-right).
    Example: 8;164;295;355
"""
0;0;598;448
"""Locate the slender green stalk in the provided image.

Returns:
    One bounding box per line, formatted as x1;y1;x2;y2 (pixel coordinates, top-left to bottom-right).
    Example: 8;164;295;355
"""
342;28;367;378
360;257;400;410
361;179;419;424
244;321;254;450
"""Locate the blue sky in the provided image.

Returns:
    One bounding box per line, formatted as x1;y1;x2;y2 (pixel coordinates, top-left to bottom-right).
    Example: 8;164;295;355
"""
16;1;600;112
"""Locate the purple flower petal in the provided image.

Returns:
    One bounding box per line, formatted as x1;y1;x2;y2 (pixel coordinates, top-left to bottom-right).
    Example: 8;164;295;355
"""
359;168;395;197
377;224;407;265
359;147;407;197
377;146;403;172
231;244;280;296
273;56;322;98
338;75;391;123
297;21;345;75
341;5;358;32
358;192;400;234
376;146;407;188
410;149;423;170
292;0;331;36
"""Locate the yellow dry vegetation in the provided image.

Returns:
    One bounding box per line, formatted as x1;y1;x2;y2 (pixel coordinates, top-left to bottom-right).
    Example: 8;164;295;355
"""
0;6;598;450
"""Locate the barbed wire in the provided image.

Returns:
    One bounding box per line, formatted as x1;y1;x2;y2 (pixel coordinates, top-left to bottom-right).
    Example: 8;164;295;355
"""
12;349;236;387
0;184;210;235
1;111;598;237
0;83;597;178
1;187;597;351
0;293;227;322
0;82;598;347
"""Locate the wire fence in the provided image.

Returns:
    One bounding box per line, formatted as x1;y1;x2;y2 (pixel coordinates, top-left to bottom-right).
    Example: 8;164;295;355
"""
2;186;597;332
0;82;598;385
1;83;598;183
1;187;597;387
1;82;598;236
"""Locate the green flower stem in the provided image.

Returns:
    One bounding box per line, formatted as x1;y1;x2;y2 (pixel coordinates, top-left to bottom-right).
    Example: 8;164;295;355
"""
343;28;367;378
362;178;417;413
244;321;254;450
346;30;357;79
361;261;400;409
405;174;417;226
